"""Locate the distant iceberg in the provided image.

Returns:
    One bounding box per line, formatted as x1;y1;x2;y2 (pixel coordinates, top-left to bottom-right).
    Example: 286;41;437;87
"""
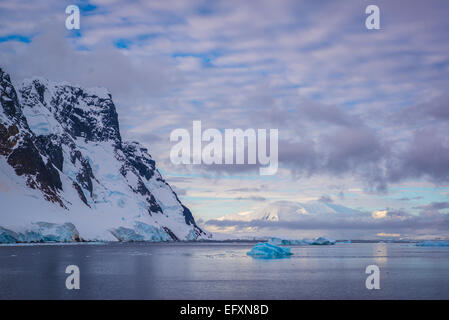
416;241;449;247
309;237;336;245
247;242;293;259
268;237;309;245
267;236;336;246
337;240;352;244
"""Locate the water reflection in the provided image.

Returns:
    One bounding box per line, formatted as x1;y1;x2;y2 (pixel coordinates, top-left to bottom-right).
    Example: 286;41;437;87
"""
373;242;388;265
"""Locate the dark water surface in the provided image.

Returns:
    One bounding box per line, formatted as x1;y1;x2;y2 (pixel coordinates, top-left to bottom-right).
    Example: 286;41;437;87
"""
0;242;448;299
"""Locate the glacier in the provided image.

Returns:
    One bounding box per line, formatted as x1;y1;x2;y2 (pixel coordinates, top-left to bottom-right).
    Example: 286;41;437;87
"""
110;222;172;242
247;242;293;259
0;222;80;243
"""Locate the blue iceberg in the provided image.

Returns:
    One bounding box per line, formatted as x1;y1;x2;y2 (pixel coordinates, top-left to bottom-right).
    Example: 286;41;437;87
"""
247;242;293;259
268;237;309;245
309;237;336;245
416;241;449;247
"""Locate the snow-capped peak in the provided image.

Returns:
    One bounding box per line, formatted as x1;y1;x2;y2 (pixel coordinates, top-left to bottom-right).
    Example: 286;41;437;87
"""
0;67;209;243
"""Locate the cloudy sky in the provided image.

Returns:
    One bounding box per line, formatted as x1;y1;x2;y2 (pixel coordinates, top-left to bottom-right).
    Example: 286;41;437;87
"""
1;0;449;239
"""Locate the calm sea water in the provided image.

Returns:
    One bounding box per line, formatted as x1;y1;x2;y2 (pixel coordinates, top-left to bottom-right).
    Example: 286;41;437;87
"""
0;242;448;299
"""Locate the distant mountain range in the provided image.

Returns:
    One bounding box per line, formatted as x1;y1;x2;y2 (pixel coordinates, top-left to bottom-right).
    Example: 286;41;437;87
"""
0;67;209;243
217;200;361;222
208;200;364;240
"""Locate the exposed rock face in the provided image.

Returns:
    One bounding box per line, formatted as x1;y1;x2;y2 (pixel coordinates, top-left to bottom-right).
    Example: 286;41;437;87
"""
0;67;208;242
1;70;65;207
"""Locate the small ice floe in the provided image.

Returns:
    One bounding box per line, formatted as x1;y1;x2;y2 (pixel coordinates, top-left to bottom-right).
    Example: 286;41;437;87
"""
309;237;336;245
337;240;352;244
416;241;449;247
247;242;293;259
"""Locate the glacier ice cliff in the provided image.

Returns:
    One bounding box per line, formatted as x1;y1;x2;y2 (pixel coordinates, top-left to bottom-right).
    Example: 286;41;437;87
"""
0;222;80;243
110;222;172;242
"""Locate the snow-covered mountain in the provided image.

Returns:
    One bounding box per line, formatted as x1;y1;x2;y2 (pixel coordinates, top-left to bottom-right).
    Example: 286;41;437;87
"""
209;200;363;239
217;200;360;222
0;67;209;243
